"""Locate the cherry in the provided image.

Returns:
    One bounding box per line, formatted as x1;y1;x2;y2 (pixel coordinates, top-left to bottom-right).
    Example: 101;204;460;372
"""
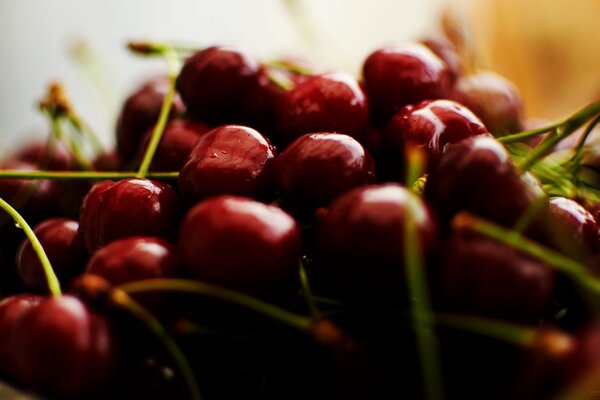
0;294;41;373
12;295;118;396
79;179;180;252
419;34;461;83
86;236;179;286
362;43;451;125
316;183;438;296
546;197;600;259
276;72;369;144
116;76;186;160
137;118;212;171
178;195;301;295
93;149;124;172
12;140;76;171
16;218;88;291
178;125;276;203
451;71;524;136
176;46;260;124
382;99;488;175
440;227;555;323
274;133;376;214
425;135;547;231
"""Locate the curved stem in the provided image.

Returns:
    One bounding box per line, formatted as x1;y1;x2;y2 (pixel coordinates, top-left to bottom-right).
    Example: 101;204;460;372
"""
119;279;312;332
568;114;600;174
110;290;202;400
137;48;180;178
0;170;178;180
298;258;319;318
0;197;61;297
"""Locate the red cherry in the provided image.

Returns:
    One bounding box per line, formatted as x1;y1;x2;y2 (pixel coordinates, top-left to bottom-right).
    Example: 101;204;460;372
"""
16;218;88;291
451;71;524;136
362;43;451;125
178;125;276;203
276;72;369;144
86;236;179;286
116;76;186;160
13;295;118;396
274;133;376;214
178;195;301;295
419;34;461;83
13;140;76;171
0;294;41;373
79;179;180;252
176;46;260;124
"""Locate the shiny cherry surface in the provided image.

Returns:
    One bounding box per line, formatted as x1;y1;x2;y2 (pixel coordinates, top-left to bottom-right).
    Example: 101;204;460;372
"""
362;43;451;125
178;125;276;202
178;195;301;294
79;179;180;252
16;218;87;290
275;133;376;213
86;236;179;286
547;197;600;258
277;72;369;143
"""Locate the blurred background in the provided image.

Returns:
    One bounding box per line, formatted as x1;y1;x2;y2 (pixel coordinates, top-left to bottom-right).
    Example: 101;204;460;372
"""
0;0;599;153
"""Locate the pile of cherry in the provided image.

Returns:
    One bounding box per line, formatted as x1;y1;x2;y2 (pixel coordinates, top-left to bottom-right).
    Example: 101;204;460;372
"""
1;34;600;400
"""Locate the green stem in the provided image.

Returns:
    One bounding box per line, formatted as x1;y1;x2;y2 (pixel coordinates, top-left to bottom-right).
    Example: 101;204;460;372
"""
517;126;568;172
298;258;319;317
68;116;105;156
405;148;425;190
137;48;180;178
0;170;178;180
498;125;556;145
50;116;93;171
0;197;61;297
568;114;600;174
404;194;444;400
119;279;312;332
110;290;202;400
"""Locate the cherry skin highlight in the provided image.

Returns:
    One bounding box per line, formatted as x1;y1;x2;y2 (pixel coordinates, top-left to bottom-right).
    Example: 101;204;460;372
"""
79;179;180;252
178;125;276;203
178;195;301;295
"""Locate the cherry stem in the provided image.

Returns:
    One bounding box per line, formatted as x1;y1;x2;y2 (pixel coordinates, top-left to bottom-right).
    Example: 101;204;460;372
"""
517;125;570;173
49;114;94;171
263;59;314;76
404;193;444;400
454;213;600;295
511;194;548;234
110;289;202;400
568;114;600;174
405;147;426;191
136;46;180;178
0;170;178;180
68;116;105;156
118;279;313;332
0;197;61;298
298;258;319;317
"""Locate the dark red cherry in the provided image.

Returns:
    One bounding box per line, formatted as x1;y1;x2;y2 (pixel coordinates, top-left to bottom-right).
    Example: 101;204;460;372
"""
316;183;438;296
276;72;369;144
79;179;180;252
425;135;547;230
93;149;124;172
16;218;88;291
362;43;451;125
178;196;301;294
419;34;461;83
13;295;118;396
0;294;41;373
86;236;179;286
274;133;376;214
13;140;76;171
451;71;524;136
116;76;186;160
382;99;488;175
546;197;600;259
178;125;276;203
176;46;260;124
441;226;555;323
137;118;213;171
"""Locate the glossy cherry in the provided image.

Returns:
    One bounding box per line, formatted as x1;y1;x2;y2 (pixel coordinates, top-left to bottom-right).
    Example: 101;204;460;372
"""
362;43;451;125
274;133;376;214
178;195;301;295
16;218;88;291
176;46;260;124
178;125;276;203
116;76;186;160
12;295;118;396
79;179;180;252
86;236;179;286
0;294;41;373
419;34;461;83
276;72;369;144
441;227;555;323
316;183;438;296
137;118;212;171
382;99;488;175
425;135;547;230
451;71;524;136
